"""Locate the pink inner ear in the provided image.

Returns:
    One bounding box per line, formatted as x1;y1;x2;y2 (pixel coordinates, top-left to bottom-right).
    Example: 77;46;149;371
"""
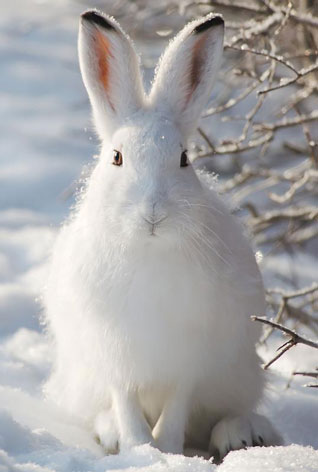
94;29;115;111
185;33;207;105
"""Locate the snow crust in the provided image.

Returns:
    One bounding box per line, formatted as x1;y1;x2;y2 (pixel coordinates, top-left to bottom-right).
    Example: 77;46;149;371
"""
0;411;317;472
219;445;318;472
1;1;317;471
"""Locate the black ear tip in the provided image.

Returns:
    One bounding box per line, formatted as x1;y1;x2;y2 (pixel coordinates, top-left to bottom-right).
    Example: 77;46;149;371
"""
193;15;224;34
81;10;115;31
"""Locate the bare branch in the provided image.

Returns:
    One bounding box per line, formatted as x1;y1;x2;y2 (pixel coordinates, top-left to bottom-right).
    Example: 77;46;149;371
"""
258;62;318;95
193;0;268;14
269;169;318;204
267;283;318;299
264;339;297;369
203;68;271;117
290;10;318;28
226;44;299;75
294;371;318;379
196;131;273;157
250;207;318;232
279;86;317;116
227;12;283;47
260;0;318;28
254;109;318;131
197;127;215;152
252;316;318;350
252;316;318;369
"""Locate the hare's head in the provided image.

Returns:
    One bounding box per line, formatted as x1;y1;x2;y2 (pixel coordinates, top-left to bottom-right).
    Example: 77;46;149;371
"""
79;11;224;245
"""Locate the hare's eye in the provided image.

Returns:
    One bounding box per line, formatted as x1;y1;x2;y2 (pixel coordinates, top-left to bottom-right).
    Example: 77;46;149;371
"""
113;150;123;166
180;150;188;167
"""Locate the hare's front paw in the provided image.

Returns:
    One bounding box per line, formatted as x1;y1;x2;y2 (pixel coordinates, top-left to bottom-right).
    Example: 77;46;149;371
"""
94;410;119;454
152;425;184;454
209;413;282;461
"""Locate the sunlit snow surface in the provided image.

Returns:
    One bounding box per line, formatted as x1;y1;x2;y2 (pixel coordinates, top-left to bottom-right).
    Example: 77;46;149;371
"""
0;1;317;471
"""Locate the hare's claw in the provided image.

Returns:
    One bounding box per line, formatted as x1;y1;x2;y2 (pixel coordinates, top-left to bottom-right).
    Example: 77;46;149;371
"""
209;413;282;461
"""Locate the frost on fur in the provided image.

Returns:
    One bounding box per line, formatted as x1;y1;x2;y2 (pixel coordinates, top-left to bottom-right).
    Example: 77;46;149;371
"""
44;10;281;458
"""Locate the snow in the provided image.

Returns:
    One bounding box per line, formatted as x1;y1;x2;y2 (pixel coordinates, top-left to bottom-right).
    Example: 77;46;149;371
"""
219;446;318;472
0;0;317;471
0;408;318;472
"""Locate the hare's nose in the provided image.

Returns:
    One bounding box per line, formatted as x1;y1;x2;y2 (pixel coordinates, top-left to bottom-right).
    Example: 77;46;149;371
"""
141;201;168;226
142;215;167;226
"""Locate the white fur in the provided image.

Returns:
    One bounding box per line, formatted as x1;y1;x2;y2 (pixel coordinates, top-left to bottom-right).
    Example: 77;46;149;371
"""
43;10;281;456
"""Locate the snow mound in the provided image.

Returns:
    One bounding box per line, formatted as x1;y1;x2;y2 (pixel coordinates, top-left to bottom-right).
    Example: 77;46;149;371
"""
219;445;318;472
1;410;317;472
0;411;215;472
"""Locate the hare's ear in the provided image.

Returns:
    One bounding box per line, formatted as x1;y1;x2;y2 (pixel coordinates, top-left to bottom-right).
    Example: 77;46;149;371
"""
79;10;144;140
149;15;224;135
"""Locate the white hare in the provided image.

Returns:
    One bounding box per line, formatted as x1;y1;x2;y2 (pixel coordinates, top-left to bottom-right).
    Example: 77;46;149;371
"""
44;10;281;459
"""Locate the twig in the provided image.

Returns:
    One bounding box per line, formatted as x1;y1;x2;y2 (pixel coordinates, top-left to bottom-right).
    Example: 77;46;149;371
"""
262;283;318;342
273;0;292;36
237;52;275;143
196;131;273;157
203;68;271;117
260;1;318;28
250;207;318;232
269;170;318;204
294;370;318;379
252;316;318;349
293;370;318;388
294;104;318;167
290;9;318;28
289;226;318;244
194;0;268;14
258;62;318;94
221;165;273;191
197;127;215;152
279;86;316;116
227;12;283;47
252;316;318;369
267;283;318;299
254;109;318;131
226;44;298;75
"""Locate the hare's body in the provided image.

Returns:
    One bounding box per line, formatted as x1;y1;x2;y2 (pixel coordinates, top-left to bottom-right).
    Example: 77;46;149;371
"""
44;11;280;457
45;152;264;413
45;161;264;451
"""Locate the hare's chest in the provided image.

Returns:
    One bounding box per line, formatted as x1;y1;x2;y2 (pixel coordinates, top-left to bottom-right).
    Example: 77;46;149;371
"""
97;250;221;383
112;250;214;325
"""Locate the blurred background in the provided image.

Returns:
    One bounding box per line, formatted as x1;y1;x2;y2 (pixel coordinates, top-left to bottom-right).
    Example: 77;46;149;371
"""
0;0;318;392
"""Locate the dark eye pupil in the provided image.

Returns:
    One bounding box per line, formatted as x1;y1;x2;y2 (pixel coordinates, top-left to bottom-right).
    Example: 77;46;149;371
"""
180;150;188;167
113;150;122;166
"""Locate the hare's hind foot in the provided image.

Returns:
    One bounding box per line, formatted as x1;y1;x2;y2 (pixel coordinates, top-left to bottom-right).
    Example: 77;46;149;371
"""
209;413;282;461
